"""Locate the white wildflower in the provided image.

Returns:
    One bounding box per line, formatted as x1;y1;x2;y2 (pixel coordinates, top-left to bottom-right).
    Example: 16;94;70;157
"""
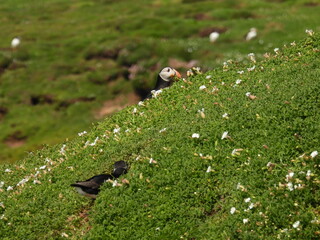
274;48;279;53
306;170;311;177
199;85;206;90
151;89;163;98
33;180;41;184
45;158;53;165
4;169;11;173
89;137;99;146
7;186;13;191
310;151;318;158
249;203;254;209
138;101;144;106
289;172;294;178
248;53;256;62
245;92;251;97
0;181;4;188
132;108;138;113
290;41;296;46
222;113;229;119
305;29;314;36
159;128;167;133
113;128;121;134
60;144;66;155
125;129;130;133
206;166;212;173
78;131;87;136
61;232;69;238
206;75;212;79
243;218;249;224
221;131;229;140
39;165;46;170
231;149;237;156
237;70;244;74
149;158;157;164
292;221;300;228
244;197;251;203
155;227;161;231
294;184;302;189
17;178;29;186
235;79;242;85
212;86;218;93
287;182;294;191
247;65;255;72
230;207;236;214
112;180;121;187
192;133;200;138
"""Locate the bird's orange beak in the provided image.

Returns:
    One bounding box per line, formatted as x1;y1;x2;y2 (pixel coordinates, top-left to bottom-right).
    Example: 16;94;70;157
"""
172;69;181;79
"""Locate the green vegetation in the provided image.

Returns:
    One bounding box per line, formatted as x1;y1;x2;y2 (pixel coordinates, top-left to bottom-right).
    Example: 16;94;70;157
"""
0;0;319;162
0;33;320;239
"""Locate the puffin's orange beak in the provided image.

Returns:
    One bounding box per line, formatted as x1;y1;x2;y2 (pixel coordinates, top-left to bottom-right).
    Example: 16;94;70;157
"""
173;69;181;79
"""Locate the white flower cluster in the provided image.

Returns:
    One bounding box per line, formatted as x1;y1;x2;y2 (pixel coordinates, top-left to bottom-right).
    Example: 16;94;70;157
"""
78;131;87;136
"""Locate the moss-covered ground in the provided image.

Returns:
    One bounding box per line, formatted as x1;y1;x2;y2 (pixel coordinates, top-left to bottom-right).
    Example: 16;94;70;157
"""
0;0;319;162
0;33;319;239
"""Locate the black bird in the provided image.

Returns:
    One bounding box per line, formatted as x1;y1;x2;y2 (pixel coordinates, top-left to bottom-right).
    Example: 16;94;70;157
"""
144;67;181;99
71;162;129;199
70;174;114;199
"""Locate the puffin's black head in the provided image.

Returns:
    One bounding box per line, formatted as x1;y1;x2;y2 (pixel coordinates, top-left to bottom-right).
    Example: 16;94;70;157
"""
112;167;127;178
113;160;128;171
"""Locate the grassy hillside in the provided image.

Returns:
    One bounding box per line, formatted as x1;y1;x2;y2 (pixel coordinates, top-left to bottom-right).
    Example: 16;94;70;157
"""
0;33;319;239
0;0;319;162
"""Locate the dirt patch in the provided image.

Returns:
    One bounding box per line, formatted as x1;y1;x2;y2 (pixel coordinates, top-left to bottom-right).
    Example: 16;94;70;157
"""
67;206;92;238
85;48;120;61
304;2;319;7
30;94;55;105
168;58;198;70
264;22;284;33
4;131;27;148
95;92;140;118
56;96;96;110
0;107;8;120
192;13;213;21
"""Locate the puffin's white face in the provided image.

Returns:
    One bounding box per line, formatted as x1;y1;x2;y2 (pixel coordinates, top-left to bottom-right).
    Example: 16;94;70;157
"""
159;67;180;82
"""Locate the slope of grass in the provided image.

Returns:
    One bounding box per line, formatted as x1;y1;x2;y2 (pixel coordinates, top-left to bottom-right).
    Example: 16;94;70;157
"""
0;0;319;162
0;33;319;239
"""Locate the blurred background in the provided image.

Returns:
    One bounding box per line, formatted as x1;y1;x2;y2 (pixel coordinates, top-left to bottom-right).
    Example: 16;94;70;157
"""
0;0;319;163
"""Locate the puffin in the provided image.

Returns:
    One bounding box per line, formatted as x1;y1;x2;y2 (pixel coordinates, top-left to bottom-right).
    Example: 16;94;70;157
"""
209;32;220;43
11;37;21;49
245;28;257;41
144;67;181;99
71;161;129;199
